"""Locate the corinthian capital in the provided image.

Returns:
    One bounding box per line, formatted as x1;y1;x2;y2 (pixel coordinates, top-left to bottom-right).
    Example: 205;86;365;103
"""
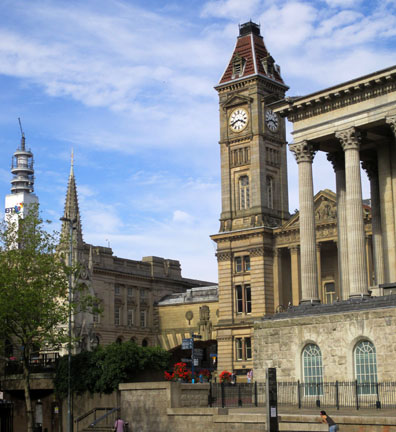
386;116;396;138
361;160;378;181
327;151;345;172
289;141;316;164
335;127;362;151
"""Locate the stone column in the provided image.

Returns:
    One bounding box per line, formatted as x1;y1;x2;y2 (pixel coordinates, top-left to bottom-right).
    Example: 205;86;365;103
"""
316;243;322;301
273;248;283;311
289;141;319;303
335;128;369;297
386;116;396;280
362;160;385;285
289;246;300;305
327;152;349;299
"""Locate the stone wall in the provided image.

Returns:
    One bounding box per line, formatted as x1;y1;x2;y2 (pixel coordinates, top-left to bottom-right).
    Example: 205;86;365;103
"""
253;302;396;382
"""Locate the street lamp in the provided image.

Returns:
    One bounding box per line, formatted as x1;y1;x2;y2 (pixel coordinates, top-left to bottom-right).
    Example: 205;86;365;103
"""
60;216;77;432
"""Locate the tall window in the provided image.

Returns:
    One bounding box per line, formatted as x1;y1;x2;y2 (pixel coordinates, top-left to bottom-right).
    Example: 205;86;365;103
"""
245;338;252;360
266;176;273;209
236;338;243;360
127;309;134;326
355;341;378;395
302;344;323;396
245;285;252;314
239;176;250;209
140;310;147;328
236;285;243;313
235;284;252;314
114;306;121;325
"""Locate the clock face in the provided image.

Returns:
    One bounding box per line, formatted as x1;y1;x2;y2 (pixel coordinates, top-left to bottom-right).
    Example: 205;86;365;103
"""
229;108;248;133
265;109;279;132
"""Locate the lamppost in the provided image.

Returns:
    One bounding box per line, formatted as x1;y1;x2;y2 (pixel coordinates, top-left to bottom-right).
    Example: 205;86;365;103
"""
60;216;77;432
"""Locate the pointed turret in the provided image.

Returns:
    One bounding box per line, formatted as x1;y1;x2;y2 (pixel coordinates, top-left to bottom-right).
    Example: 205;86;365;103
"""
218;21;286;86
61;150;83;247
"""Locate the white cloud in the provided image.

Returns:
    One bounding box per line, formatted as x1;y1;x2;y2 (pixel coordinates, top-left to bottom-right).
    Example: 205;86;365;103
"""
324;0;362;7
202;0;260;19
172;210;193;224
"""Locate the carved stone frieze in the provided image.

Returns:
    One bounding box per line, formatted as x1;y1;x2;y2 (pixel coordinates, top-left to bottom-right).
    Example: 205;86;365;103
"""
315;199;337;221
289;141;317;163
249;247;264;257
335;127;362;151
216;252;232;262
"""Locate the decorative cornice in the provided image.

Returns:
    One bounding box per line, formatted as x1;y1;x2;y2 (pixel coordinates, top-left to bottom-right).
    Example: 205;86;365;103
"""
289;141;317;163
273;70;396;122
249;247;264;257
335;127;362;151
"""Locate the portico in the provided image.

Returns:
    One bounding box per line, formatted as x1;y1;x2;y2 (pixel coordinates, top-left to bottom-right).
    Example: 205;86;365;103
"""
273;65;396;301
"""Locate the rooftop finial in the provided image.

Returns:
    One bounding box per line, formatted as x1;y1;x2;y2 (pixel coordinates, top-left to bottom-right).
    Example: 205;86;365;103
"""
18;117;25;150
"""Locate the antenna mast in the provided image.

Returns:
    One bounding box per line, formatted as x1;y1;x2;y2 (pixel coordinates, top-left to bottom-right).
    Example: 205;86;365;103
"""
18;118;26;150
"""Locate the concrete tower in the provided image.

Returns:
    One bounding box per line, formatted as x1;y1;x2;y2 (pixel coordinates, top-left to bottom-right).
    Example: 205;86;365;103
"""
5;124;38;223
211;22;289;373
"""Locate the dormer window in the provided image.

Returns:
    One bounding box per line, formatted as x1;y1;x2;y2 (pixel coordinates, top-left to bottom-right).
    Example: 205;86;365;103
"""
232;54;246;79
261;54;275;77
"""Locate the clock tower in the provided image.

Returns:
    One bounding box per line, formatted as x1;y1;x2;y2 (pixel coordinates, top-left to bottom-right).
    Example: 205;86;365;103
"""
211;21;289;374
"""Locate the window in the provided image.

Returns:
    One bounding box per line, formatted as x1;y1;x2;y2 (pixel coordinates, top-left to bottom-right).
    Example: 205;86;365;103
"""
235;284;252;314
142;339;148;347
236;338;243;360
236;285;243;313
235;257;242;273
245;338;252;360
324;282;336;304
239;176;250;210
302;344;323;396
266;176;273;209
127;287;133;297
114;306;121;325
127;309;134;326
235;255;250;273
245;285;252;314
235;337;252;361
355;341;378;395
115;285;120;295
140;288;146;299
140;310;147;328
232;54;246;78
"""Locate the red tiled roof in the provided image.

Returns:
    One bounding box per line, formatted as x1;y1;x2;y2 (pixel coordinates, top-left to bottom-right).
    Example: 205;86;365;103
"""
219;33;284;85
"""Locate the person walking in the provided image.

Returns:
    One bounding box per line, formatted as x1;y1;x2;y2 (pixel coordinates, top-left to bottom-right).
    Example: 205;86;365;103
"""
114;416;125;432
247;369;253;383
320;411;339;431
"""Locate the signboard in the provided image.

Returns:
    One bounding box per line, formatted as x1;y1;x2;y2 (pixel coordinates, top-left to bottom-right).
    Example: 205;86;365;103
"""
181;358;192;363
194;348;204;359
182;338;193;350
193;358;199;366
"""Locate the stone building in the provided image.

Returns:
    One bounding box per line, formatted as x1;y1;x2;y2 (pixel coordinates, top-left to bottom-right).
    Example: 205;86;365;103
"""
254;52;396;383
60;156;214;351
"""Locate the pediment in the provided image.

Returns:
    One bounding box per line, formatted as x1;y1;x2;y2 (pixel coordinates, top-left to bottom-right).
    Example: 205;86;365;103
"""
282;189;337;229
221;94;253;110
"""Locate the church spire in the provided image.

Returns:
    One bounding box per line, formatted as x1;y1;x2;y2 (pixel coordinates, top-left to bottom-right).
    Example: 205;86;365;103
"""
61;149;83;247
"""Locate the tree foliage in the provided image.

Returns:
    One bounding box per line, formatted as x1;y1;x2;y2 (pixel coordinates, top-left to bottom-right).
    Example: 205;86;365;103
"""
54;341;171;397
0;205;92;432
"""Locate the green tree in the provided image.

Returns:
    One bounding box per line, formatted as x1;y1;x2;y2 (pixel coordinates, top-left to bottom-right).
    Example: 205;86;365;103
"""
0;206;89;432
54;342;171;397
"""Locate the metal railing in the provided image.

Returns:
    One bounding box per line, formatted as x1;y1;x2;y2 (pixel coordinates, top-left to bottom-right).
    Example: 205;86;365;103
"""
5;352;59;375
208;381;396;409
75;407;120;432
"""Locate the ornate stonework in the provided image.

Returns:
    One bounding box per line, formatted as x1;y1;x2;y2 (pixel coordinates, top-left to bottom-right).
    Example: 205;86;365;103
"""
335;127;362;151
289;141;317;163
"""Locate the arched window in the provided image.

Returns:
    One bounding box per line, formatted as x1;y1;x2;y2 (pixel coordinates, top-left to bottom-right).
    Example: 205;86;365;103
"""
354;340;377;394
266;176;273;209
302;344;323;395
142;339;148;347
116;337;123;344
239;176;250;210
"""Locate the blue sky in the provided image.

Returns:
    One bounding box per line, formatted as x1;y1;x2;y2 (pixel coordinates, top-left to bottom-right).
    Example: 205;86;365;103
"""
1;0;395;282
